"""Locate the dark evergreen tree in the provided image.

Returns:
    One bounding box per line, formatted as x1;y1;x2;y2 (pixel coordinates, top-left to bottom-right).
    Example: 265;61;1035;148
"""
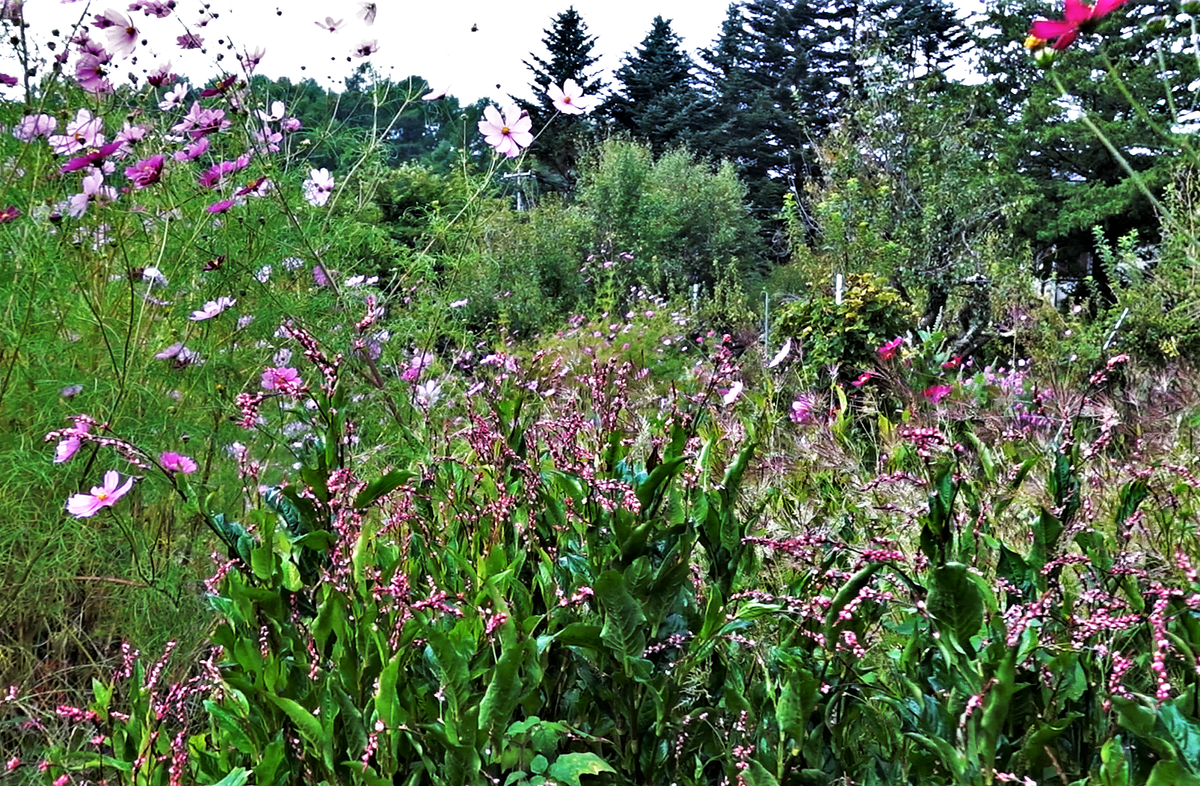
605;16;703;154
866;0;970;77
973;0;1197;293
517;7;608;186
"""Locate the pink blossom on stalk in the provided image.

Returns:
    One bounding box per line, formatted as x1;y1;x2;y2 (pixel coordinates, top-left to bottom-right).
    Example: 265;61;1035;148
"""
478;105;532;158
547;79;594;115
158;82;188;111
61;141;123;173
55;419;91;463
302;168;334;206
1027;0;1128;52
877;336;903;360
189;296;235;321
75;53;114;94
65;470;134;518
924;384;953;404
261;366;302;394
12;114;57;142
171;102;230;138
101;10;139;58
49;110;104;155
68;171;117;218
352;40;379;58
357;1;376;25
159;451;197;474
146;61;176;86
172;136;209;162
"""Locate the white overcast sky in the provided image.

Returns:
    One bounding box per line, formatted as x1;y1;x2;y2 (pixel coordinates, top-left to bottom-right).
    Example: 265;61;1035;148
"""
17;1;991;106
16;0;739;105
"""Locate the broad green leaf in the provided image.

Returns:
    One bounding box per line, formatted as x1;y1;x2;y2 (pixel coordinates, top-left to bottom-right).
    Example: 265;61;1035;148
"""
1147;760;1200;786
264;695;322;748
207;769;251;786
823;563;881;649
740;760;780;786
354;469;417;510
1100;737;1131;786
547;752;616;786
204;700;254;753
595;570;647;664
479;638;529;741
926;562;983;647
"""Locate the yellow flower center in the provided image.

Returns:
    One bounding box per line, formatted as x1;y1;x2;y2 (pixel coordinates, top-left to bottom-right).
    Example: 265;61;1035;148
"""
96;492;109;501
1025;35;1047;50
501;125;510;134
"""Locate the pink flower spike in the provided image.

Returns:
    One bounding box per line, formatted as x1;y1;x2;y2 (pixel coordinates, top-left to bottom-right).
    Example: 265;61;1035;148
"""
66;470;134;518
547;79;594;115
159;451;197;474
478;105;533;158
55;420;90;464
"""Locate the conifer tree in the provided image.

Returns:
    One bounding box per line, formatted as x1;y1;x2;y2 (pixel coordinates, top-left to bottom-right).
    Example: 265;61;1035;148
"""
605;16;703;154
517;6;607;186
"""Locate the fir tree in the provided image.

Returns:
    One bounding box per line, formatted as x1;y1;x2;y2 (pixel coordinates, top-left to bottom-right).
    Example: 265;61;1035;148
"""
517;6;607;186
605;16;703;154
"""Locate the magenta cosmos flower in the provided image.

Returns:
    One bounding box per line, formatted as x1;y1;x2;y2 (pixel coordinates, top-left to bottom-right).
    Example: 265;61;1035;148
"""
877;336;903;360
66;470;134;518
478;105;532;158
159;451;197;474
261;366;302;393
125;154;165;188
1028;0;1128;51
547;79;594;115
190;296;235;321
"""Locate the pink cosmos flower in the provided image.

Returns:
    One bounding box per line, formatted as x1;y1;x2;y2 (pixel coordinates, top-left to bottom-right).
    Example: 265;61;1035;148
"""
66;470;134;518
478;105;533;158
256;101;286;123
790;393;820;425
12;114;56;142
176;33;203;50
49;110;105;155
1028;0;1128;51
146;62;176;86
924;384;953;404
206;198;236;214
261;366;302;394
547;79;594;115
422;84;449;101
721;380;744;406
158;82;188;111
100;10;139;59
0;206;20;222
766;338;792;369
75;53;114;94
61;141;124;174
155;342;202;366
352;40;379;58
68;171;117;218
401;351;432;382
303;168;334;206
239;46;265;74
159;451;197;474
0;73;16;87
877;336;903;360
315;16;343;32
171;102;230;138
189;296;235;321
173;136;209;162
851;371;874;387
357;1;376;25
55;419;90;463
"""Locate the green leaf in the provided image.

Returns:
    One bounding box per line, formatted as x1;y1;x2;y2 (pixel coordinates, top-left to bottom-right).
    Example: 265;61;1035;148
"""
207;769;251;786
355;469;417;510
547;752;616;786
479;638;529;741
204;700;255;753
1100;737;1131;786
264;695;323;748
1147;760;1200;786
595;570;647;664
823;562;881;649
925;562;984;647
740;760;780;786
